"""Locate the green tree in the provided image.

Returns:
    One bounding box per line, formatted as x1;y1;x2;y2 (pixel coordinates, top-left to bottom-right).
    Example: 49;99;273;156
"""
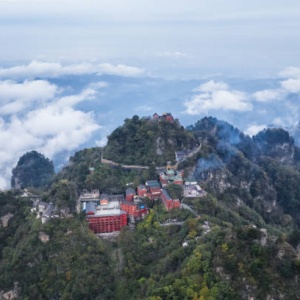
167;183;182;200
11;150;54;189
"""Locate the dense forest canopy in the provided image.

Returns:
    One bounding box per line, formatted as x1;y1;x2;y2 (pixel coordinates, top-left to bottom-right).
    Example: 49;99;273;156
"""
2;115;300;299
11;151;54;190
103;115;197;166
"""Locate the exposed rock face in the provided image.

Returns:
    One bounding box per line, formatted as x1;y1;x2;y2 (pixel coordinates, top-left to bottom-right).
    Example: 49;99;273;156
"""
296;244;300;259
192;154;232;192
156;137;164;155
254;128;295;164
1;290;18;300
38;232;50;243
274;143;295;163
260;228;268;246
0;282;19;300
0;213;13;228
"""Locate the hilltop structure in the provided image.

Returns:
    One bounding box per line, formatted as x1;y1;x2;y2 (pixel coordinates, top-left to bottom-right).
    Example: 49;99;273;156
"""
152;112;174;122
159;162;183;187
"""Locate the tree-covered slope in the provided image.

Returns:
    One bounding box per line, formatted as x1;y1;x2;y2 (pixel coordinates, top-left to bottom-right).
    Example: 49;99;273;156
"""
2;115;300;299
0;191;114;300
55;147;154;194
116;210;300;300
11;150;54;190
186;117;300;223
103;116;197;166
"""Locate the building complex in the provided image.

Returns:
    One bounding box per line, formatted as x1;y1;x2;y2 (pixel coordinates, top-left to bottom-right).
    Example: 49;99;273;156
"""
80;161;205;234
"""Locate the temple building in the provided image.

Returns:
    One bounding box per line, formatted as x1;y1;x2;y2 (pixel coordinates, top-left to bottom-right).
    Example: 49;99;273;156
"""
161;189;181;211
145;180;162;200
159;163;183;187
125;187;136;201
120;196;148;219
85;196;127;234
152;112;174;122
137;184;147;197
81;192;127;234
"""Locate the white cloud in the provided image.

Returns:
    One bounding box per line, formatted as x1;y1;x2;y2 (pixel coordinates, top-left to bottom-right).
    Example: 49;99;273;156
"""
0;79;102;189
88;81;109;89
252;89;284;102
96;136;108;147
0;80;58;114
193;80;228;92
272;117;285;127
0;61;145;80
96;63;145;77
281;78;300;93
56;88;96;107
0;108;100;189
184;81;252;115
23;104;98;138
251;66;300;102
0;0;299;78
244;124;267;136
279;67;300;79
277;66;300;93
36;112;100;158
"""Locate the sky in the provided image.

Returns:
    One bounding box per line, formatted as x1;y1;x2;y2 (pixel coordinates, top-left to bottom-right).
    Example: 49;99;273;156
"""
0;0;300;189
0;0;300;77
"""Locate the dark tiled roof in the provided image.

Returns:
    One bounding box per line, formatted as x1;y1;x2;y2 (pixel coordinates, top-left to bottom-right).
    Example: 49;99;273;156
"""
100;193;109;200
108;194;125;202
161;189;172;200
145;180;161;188
126;187;136;195
86;202;96;214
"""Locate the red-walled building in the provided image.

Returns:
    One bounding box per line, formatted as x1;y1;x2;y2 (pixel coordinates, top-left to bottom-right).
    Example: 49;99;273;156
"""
87;213;127;233
125;187;136;201
161;189;181;211
153;113;160;120
152;112;174;122
163;113;174;122
120;200;148;218
85;200;127;233
145;180;161;200
137;184;147;197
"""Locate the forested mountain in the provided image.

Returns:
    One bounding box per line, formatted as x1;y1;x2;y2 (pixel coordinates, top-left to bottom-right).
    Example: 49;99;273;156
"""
186;117;300;221
103;115;197;166
0;191;114;299
11;151;54;190
1;115;300;299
